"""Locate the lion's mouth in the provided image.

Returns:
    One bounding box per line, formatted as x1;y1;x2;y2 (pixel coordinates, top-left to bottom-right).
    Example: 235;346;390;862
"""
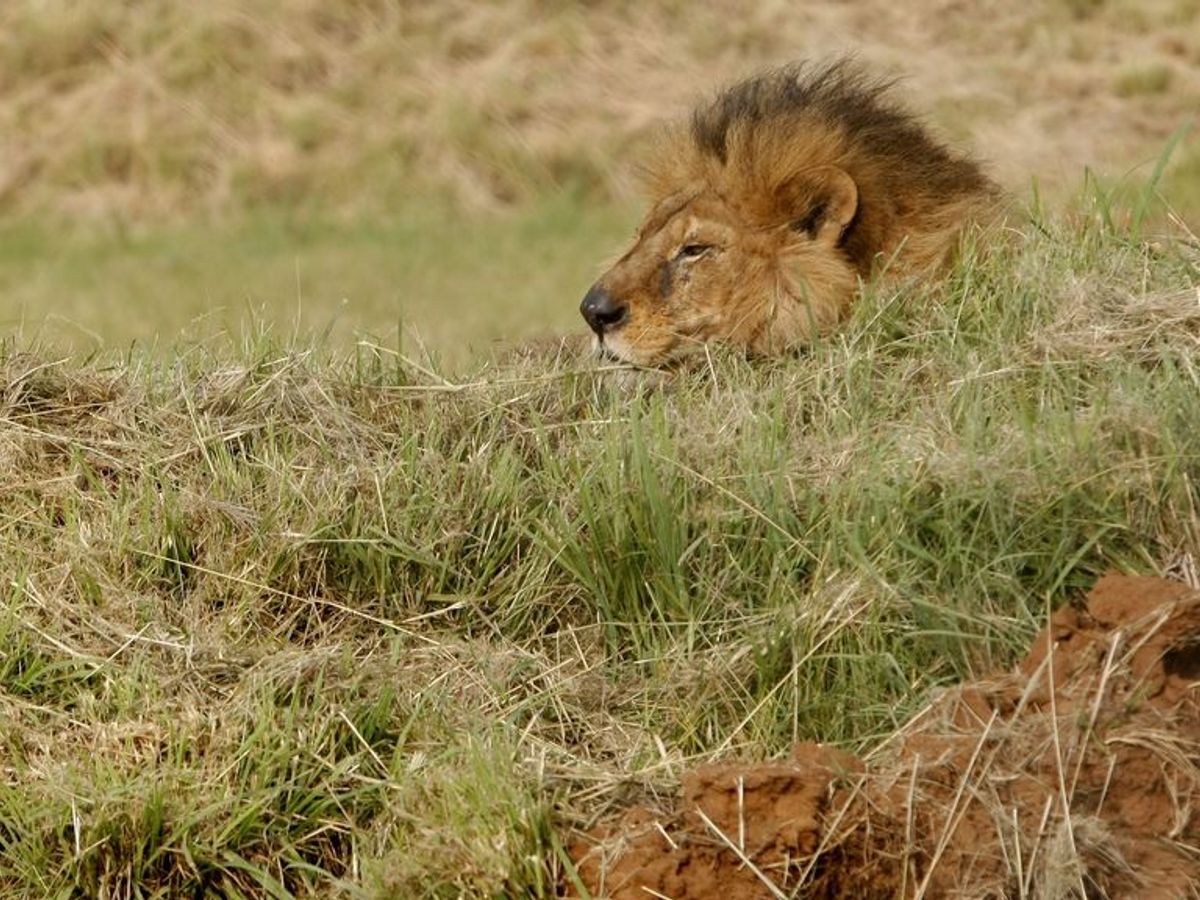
596;343;628;364
596;331;696;369
592;333;632;364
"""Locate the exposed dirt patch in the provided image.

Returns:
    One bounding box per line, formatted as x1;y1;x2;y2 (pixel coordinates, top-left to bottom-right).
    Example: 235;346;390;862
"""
567;575;1200;898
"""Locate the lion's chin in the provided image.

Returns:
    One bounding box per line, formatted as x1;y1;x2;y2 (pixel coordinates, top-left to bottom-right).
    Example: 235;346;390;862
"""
592;335;644;367
595;331;700;369
593;342;628;365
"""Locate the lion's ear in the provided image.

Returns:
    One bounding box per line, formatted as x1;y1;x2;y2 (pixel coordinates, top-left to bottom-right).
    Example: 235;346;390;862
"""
777;166;858;246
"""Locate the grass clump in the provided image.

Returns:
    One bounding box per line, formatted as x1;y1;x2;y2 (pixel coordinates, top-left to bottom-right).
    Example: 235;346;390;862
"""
1113;62;1174;96
1;199;1199;896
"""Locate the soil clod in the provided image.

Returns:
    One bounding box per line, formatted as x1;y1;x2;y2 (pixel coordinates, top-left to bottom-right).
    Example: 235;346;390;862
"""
567;575;1200;898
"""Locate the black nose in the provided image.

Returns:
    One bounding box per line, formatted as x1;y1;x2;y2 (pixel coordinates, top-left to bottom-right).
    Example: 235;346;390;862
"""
579;285;628;336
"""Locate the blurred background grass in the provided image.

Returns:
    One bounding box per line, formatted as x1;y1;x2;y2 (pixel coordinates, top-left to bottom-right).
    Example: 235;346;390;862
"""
1;0;1197;366
0;196;631;365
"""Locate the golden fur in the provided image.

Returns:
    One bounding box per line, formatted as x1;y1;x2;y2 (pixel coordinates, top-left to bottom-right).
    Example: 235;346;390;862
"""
581;60;1002;366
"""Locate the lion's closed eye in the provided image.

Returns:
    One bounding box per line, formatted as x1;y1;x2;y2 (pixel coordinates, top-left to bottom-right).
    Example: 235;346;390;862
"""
675;243;711;261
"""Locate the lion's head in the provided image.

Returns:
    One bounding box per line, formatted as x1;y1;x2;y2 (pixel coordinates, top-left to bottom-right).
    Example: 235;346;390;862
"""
580;61;1000;366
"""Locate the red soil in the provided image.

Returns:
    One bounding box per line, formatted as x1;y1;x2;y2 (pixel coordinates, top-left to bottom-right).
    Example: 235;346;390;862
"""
567;575;1200;899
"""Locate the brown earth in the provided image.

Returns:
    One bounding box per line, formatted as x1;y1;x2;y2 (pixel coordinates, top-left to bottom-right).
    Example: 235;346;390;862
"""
566;575;1200;899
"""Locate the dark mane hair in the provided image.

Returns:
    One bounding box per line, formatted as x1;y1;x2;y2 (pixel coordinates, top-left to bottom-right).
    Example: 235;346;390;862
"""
690;59;993;201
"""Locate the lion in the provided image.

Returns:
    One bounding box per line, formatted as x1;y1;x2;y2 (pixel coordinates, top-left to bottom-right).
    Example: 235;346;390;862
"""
579;60;1002;366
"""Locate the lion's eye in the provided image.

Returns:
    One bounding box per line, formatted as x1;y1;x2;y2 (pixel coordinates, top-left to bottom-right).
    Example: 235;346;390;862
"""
676;243;711;261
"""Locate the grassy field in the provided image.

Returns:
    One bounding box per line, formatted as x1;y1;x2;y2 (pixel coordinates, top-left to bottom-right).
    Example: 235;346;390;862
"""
3;189;1199;895
0;193;632;370
2;1;1200;897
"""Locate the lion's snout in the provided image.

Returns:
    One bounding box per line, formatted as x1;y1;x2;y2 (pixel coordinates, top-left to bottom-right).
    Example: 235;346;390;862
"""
579;284;628;337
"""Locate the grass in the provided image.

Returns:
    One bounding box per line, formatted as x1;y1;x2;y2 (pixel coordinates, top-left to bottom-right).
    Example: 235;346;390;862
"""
1112;63;1174;97
2;185;1199;896
0;191;633;370
1;3;1199;894
2;0;1196;224
0;0;705;219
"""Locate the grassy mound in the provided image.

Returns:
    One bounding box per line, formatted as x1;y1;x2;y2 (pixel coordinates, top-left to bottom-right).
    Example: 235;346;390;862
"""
2;202;1198;896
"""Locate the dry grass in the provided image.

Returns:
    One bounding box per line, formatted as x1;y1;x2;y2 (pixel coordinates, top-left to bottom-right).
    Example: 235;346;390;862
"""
2;0;1198;362
0;0;1197;222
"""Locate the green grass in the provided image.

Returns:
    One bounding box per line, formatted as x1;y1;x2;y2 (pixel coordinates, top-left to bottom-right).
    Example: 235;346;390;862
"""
0;191;633;371
1166;142;1200;225
2;187;1199;896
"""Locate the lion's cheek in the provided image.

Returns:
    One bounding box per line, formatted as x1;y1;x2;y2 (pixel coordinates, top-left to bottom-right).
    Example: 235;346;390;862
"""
771;254;858;343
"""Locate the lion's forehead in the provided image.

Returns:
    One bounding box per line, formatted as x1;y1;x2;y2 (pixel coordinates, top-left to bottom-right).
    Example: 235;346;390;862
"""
635;197;740;251
638;186;703;236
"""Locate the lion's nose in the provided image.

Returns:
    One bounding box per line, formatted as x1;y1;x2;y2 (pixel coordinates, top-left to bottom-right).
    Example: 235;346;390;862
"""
580;285;628;336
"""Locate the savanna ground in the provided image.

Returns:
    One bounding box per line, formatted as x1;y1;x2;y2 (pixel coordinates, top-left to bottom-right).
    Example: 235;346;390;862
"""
1;1;1199;897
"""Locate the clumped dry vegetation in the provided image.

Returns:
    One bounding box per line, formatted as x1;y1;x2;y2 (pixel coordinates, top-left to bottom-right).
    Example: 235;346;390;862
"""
2;2;1200;898
1;0;1198;220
